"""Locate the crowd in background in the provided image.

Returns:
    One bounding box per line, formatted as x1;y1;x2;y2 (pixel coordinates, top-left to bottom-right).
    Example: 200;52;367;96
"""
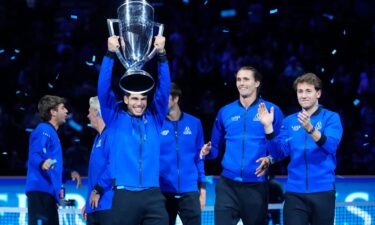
0;0;374;176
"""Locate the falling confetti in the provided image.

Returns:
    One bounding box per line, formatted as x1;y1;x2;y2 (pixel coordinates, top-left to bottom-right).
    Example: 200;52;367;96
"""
322;13;334;20
270;9;278;14
25;128;34;132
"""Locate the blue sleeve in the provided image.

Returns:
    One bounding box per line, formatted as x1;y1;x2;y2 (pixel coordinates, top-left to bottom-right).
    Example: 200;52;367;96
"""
96;143;113;191
95;134;113;191
195;120;206;183
209;110;225;160
28;128;50;170
320;112;343;154
149;61;171;126
98;56;118;126
267;119;291;161
271;105;284;136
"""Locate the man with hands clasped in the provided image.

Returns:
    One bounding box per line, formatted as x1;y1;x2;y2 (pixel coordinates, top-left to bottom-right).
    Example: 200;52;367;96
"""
258;73;343;225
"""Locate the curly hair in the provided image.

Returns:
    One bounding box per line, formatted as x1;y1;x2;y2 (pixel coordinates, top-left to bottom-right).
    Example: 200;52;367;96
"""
38;95;66;122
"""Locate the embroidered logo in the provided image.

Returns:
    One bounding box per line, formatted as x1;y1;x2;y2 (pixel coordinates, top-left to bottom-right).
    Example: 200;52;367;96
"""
253;113;260;121
231;115;240;121
96;139;102;148
183;126;192;135
42;132;50;138
291;125;301;131
161;130;169;136
315;121;322;131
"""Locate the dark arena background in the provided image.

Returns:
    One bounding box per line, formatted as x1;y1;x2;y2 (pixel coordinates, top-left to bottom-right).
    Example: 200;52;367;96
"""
0;0;374;224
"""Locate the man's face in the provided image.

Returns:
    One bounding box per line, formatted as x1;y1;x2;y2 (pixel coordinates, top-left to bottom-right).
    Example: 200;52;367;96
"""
52;103;68;125
124;94;148;116
236;69;260;98
168;95;179;111
296;82;321;110
87;106;99;130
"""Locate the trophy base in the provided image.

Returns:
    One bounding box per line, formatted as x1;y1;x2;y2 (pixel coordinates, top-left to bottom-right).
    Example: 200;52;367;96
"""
119;70;155;94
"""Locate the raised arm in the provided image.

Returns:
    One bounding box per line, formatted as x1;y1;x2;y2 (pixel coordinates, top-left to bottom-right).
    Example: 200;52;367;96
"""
258;103;290;160
149;36;171;125
298;111;343;154
98;36;121;126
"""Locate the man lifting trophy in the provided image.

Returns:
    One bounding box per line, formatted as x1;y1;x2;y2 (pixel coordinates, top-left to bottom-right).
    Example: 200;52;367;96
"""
107;0;164;94
99;0;170;224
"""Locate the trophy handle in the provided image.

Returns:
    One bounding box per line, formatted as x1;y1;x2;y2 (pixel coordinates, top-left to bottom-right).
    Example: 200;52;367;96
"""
144;23;165;62
107;19;130;69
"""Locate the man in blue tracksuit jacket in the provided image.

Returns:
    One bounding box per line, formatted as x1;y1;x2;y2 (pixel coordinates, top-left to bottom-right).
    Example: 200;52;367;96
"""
201;66;284;225
25;95;68;225
159;83;206;225
258;73;343;225
81;96;113;224
98;35;170;225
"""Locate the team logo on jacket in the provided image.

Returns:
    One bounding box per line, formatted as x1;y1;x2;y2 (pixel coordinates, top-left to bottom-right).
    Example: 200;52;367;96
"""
253;113;260;121
291;125;301;131
183;126;192;135
42;132;50;138
231;115;240;121
315;121;322;130
96;139;102;148
161;130;169;136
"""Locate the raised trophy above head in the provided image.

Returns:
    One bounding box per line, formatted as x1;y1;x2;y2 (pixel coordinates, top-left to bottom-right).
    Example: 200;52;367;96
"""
107;0;164;94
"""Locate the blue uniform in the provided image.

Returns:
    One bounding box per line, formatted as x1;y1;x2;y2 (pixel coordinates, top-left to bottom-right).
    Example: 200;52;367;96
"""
85;128;113;214
159;112;206;193
25;122;63;202
209;98;284;182
98;53;170;190
266;107;343;193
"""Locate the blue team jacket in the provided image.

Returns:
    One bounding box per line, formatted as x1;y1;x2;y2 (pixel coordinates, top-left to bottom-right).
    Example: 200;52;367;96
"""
25;122;63;202
85;128;113;213
98;54;170;189
159;113;206;193
209;98;284;182
266;107;343;193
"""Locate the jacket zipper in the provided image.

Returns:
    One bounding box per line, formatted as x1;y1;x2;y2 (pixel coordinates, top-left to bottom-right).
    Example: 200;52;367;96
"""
138;119;143;187
304;133;308;192
173;122;180;193
241;109;248;179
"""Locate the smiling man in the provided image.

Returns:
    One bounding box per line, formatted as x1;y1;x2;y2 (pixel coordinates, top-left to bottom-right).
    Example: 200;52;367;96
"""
98;35;170;225
258;73;343;225
25;95;68;225
201;66;284;225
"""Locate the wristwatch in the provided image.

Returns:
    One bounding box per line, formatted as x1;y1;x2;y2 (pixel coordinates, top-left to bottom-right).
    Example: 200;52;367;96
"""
307;126;316;134
267;156;275;165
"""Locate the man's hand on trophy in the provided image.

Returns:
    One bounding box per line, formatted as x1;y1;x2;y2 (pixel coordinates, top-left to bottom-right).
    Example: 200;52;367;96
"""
154;36;166;54
108;35;120;52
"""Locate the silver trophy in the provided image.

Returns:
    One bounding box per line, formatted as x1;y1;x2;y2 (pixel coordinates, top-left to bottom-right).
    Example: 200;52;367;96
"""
107;0;164;94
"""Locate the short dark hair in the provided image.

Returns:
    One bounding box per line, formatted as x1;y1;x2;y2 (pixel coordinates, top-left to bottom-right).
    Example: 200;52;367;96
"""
293;73;322;92
170;82;182;100
38;95;66;122
236;66;262;94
